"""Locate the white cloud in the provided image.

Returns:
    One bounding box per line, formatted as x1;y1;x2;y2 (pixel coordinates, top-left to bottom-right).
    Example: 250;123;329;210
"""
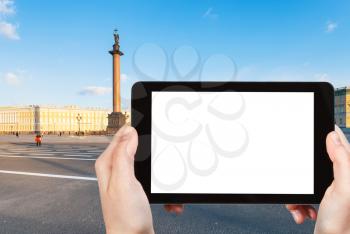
203;7;218;20
0;0;19;40
79;86;112;96
326;21;338;33
0;0;15;15
0;21;19;40
3;72;20;85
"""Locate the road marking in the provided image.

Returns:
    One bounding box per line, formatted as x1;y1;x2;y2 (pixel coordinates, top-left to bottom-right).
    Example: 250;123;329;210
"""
0;170;97;181
0;155;95;161
1;151;97;156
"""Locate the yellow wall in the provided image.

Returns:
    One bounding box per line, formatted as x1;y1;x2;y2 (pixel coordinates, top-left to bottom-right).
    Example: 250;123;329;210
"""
38;107;109;133
0;107;34;132
335;88;348;128
0;105;129;134
346;90;350;128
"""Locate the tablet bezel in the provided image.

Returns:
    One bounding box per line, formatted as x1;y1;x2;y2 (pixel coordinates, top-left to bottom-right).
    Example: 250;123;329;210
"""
131;81;334;204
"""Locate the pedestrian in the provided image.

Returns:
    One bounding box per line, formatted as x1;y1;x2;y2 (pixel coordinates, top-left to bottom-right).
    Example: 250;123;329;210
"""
35;134;42;147
16;132;19;138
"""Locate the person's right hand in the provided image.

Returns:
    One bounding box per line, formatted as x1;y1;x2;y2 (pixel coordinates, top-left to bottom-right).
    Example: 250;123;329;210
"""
286;126;350;233
313;126;350;233
166;126;350;234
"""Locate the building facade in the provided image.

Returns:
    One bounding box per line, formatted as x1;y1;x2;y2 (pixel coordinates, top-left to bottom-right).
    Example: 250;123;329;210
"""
0;105;130;134
335;87;350;128
0;106;35;133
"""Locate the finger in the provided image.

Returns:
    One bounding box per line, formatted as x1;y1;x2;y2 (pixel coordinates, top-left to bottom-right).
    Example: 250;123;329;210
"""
110;126;138;183
285;205;309;224
286;204;317;220
95;125;130;190
335;125;350;153
285;204;303;211
164;204;184;213
326;131;350;189
164;204;184;214
305;205;317;220
296;206;309;224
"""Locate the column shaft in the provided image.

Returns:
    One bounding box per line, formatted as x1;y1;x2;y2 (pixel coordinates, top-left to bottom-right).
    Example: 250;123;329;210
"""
113;54;121;112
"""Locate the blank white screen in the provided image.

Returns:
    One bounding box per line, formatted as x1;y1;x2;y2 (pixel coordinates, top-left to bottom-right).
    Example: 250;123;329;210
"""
151;92;314;194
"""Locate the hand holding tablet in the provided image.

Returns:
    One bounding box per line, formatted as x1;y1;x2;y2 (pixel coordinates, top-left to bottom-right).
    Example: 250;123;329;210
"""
95;120;350;233
132;81;334;203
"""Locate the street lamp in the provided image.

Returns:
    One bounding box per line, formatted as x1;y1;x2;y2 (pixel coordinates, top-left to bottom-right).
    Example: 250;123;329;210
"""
76;113;82;136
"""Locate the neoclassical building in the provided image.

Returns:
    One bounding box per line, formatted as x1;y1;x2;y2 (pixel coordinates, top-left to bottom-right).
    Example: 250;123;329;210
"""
0;105;130;134
335;86;350;128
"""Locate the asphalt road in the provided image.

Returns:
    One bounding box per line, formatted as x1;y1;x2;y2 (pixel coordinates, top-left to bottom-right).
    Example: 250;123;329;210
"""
0;139;316;233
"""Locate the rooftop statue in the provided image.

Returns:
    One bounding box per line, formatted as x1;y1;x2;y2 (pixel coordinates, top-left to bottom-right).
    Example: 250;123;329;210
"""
114;29;119;45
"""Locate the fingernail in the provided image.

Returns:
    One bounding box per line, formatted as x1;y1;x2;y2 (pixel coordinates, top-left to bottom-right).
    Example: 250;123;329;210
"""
119;126;132;138
124;128;135;157
335;125;350;145
114;125;128;137
331;132;341;145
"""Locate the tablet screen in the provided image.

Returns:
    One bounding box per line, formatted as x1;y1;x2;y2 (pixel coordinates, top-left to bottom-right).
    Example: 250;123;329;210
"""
151;91;314;194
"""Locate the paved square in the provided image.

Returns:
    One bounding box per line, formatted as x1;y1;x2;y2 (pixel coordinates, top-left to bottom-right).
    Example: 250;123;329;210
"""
0;136;315;233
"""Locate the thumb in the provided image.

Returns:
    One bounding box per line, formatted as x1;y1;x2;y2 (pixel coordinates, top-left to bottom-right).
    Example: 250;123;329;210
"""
335;125;350;153
110;126;139;181
326;130;350;191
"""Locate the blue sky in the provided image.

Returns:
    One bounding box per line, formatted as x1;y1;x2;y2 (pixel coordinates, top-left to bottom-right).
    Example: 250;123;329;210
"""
0;0;349;109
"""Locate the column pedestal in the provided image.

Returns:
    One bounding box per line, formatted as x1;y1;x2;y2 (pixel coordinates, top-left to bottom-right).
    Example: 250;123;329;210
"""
107;112;126;135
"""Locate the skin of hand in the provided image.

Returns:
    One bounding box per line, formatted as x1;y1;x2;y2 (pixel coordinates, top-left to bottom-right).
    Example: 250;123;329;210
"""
95;126;154;234
168;125;350;233
97;125;350;233
286;125;350;234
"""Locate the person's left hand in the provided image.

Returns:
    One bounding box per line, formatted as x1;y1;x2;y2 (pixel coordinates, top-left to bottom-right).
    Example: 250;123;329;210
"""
165;204;316;222
95;126;154;234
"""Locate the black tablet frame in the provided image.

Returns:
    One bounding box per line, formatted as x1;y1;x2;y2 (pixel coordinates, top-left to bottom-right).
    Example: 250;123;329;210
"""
131;81;334;204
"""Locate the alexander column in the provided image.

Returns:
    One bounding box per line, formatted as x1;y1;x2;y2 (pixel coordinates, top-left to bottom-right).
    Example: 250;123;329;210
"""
107;30;126;134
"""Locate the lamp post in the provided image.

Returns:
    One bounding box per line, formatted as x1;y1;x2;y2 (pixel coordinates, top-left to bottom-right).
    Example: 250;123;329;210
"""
76;113;82;136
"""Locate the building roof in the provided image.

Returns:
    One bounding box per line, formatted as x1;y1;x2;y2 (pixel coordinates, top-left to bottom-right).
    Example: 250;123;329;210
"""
0;105;112;112
335;86;350;91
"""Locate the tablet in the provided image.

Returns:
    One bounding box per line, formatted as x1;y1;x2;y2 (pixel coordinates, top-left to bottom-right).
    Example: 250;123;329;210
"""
131;81;334;203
